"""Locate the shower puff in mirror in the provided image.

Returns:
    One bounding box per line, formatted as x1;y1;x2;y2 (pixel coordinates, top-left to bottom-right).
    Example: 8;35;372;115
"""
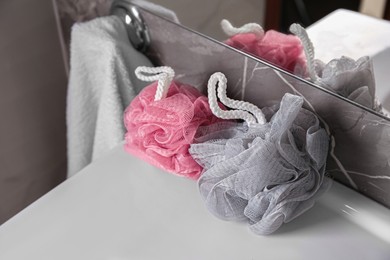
221;20;306;74
290;24;383;113
124;66;224;180
190;72;331;235
316;56;376;108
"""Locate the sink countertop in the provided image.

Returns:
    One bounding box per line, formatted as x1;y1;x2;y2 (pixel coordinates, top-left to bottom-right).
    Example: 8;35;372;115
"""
0;145;389;260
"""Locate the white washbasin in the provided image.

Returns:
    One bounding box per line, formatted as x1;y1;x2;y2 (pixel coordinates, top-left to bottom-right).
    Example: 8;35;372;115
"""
0;145;389;260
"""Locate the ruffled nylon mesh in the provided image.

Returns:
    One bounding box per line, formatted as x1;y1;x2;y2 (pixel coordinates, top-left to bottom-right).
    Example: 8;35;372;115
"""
314;56;376;109
124;81;222;180
189;93;331;235
225;31;307;74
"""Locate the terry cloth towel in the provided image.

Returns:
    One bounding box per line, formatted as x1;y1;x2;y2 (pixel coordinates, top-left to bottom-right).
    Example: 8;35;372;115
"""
67;15;151;177
67;2;178;177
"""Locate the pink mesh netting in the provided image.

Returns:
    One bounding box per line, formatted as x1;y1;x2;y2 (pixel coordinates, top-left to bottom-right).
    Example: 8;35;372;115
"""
225;30;306;74
124;81;222;180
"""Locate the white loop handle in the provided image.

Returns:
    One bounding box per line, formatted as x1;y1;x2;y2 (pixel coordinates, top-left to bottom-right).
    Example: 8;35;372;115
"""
135;66;175;101
208;72;266;125
221;19;264;38
215;73;267;124
289;23;320;83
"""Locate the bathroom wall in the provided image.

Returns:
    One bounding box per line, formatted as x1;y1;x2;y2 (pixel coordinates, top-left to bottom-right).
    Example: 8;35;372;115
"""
55;0;266;64
152;0;265;41
0;0;68;224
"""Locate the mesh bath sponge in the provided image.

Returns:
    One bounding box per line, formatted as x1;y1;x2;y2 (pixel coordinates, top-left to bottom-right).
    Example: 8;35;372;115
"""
290;23;382;112
221;19;307;74
123;66;223;180
190;72;331;235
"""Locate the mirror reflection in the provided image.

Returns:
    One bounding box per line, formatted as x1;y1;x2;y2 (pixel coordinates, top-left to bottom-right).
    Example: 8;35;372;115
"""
152;0;390;117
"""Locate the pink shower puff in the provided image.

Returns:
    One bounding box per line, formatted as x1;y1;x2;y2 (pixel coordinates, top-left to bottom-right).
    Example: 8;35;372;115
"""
124;67;222;180
222;20;306;74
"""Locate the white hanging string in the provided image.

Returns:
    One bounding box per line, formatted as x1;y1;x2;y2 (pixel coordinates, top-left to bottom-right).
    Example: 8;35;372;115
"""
215;73;266;124
221;19;265;38
135;66;175;101
289;23;320;83
208;72;266;125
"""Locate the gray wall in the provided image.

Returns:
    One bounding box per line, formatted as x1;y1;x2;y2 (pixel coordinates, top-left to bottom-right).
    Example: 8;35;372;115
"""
0;0;68;224
152;0;265;40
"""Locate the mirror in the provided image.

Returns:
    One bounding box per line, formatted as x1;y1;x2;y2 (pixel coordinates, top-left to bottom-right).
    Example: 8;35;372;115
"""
149;0;390;119
123;4;390;209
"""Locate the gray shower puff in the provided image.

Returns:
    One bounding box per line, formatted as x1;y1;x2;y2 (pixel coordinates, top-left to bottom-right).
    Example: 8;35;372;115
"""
189;93;331;235
315;56;376;109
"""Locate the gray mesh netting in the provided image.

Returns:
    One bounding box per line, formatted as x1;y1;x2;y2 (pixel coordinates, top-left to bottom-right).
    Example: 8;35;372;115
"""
190;93;331;235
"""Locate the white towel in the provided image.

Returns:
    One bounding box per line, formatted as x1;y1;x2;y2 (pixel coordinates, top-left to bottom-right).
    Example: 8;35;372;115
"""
67;2;178;178
67;15;151;177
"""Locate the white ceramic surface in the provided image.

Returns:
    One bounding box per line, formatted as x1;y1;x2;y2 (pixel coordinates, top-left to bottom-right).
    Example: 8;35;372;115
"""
0;145;389;260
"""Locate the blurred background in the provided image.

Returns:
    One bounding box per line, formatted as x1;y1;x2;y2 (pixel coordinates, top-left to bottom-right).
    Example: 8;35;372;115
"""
1;0;389;224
